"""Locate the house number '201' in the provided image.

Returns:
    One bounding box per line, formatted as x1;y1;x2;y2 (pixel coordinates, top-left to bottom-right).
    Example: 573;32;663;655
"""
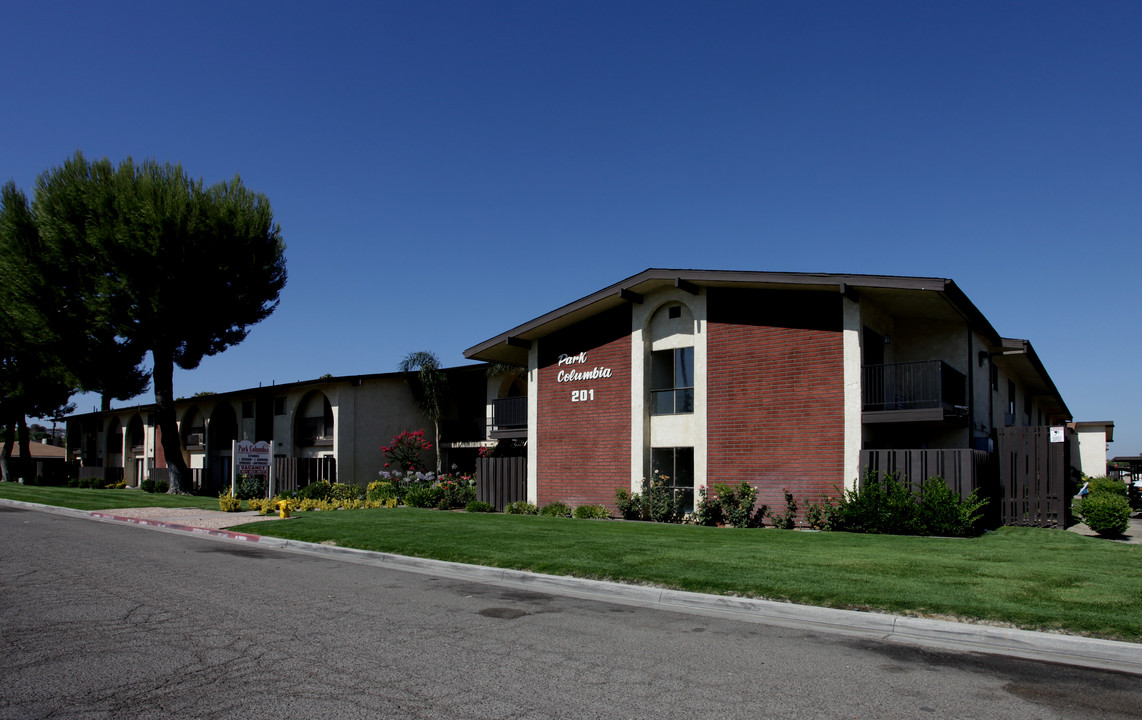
571;389;595;402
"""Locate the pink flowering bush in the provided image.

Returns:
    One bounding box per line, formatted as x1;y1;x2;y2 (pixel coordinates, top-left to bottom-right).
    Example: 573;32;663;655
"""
382;429;433;472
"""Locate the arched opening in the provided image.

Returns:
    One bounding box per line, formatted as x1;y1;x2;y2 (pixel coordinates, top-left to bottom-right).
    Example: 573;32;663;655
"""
105;418;123;468
208;403;239;494
294;391;334;458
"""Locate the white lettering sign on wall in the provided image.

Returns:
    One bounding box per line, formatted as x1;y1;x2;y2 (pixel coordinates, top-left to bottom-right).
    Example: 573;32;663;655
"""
555;352;612;402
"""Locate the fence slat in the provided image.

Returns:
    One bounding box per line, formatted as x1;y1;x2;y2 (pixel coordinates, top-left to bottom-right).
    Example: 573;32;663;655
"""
476;457;526;511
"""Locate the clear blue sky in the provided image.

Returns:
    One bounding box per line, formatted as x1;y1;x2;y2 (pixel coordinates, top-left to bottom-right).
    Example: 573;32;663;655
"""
3;1;1139;457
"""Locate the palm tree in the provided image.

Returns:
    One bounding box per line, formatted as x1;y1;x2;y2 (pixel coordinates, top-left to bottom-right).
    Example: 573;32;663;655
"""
399;350;448;474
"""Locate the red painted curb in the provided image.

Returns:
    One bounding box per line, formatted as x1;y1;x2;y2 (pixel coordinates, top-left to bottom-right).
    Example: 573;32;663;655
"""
88;512;263;543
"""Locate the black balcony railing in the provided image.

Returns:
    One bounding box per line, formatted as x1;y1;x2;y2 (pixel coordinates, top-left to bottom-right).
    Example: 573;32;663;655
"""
862;361;967;413
491;396;527;435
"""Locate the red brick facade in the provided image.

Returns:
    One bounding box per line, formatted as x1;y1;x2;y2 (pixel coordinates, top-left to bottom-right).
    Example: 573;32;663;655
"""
706;289;845;511
536;305;631;508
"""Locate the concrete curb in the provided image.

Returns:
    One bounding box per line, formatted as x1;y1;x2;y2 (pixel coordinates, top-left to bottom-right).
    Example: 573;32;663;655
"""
6;498;1141;675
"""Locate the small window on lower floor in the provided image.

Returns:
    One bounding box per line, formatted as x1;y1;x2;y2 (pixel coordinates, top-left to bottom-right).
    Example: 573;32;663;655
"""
650;446;694;513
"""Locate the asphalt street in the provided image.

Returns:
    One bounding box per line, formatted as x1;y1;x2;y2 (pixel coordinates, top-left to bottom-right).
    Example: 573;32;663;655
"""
2;506;1140;719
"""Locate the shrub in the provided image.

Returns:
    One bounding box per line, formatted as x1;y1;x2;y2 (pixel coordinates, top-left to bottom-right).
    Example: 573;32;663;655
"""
712;481;760;528
1087;476;1128;498
367;481;399;502
107;480;127;490
767;490;798;529
830;470;986;537
1081;491;1132;536
645;478;685;523
830;470;917;534
916;477;987;537
234;474;266;500
615;488;645;521
436;475;477;509
573;504;611;519
328;482;364;502
505;501;538;515
141;478;156;493
539;501;571;517
404;485;442;509
297;480;333;501
154;479;170;494
382;429;433;472
693;486;723;526
218;492;242;512
804;499;834;530
465;501;495;513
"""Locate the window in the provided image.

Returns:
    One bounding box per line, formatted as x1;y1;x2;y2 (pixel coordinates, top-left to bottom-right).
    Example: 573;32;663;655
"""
651;447;694;512
1007;380;1016;416
1024;392;1032;423
651;347;694;415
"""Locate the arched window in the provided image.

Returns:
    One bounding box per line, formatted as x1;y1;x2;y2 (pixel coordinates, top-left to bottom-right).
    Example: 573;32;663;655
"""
295;392;334;446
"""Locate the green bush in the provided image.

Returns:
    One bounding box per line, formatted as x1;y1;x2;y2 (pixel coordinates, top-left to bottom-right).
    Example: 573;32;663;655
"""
1087;476;1128;498
404;485;442;508
141;478;155;493
297;480;333;501
366;481;399;502
645;478;685;523
435;477;477;510
767;489;798;529
539;501;571;517
830;470;986;537
234;474;267;500
916;477;988;536
504;501;538;515
154;479;170;494
572;504;611;519
614;488;645;521
693;486;723;526
804;499;834;530
1081;491;1132;536
465;501;495;513
711;481;760;528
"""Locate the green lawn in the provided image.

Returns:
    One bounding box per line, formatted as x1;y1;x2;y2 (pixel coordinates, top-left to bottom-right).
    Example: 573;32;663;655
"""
0;483;222;511
5;484;1140;641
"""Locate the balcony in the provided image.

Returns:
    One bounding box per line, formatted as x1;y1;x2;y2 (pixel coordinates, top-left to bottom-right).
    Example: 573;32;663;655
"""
862;361;968;424
490;396;528;439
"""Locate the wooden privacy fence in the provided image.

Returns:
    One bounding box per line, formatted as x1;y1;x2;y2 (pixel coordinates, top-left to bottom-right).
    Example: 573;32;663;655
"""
996;426;1079;529
149;467;209;491
274;457;337;494
476;457;526;512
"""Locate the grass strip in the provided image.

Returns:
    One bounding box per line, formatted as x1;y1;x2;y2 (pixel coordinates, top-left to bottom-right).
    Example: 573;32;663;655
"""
0;483;222;511
229;507;1142;641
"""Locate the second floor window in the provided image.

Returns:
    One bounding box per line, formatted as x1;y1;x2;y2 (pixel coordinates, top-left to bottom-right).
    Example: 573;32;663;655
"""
651;347;694;415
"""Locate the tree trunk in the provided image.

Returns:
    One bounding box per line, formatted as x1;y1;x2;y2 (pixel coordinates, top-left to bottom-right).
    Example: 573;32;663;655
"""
152;348;190;494
16;414;31;483
433;417;441;475
1;419;13;483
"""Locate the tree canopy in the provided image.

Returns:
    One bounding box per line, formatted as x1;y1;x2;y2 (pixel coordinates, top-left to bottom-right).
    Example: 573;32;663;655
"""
7;152;287;492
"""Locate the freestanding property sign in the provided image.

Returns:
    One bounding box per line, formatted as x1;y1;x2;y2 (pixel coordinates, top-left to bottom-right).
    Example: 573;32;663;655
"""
231;439;274;497
235;440;272;475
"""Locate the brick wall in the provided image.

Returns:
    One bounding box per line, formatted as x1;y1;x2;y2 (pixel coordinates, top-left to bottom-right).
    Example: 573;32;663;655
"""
536;305;631;509
706;288;845;513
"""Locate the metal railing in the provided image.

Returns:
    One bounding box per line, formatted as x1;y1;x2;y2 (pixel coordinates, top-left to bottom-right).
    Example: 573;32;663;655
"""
491;397;527;431
862;361;966;412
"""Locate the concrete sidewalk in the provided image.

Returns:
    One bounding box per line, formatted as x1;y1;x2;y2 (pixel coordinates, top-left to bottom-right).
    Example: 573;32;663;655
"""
6;498;1141;676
